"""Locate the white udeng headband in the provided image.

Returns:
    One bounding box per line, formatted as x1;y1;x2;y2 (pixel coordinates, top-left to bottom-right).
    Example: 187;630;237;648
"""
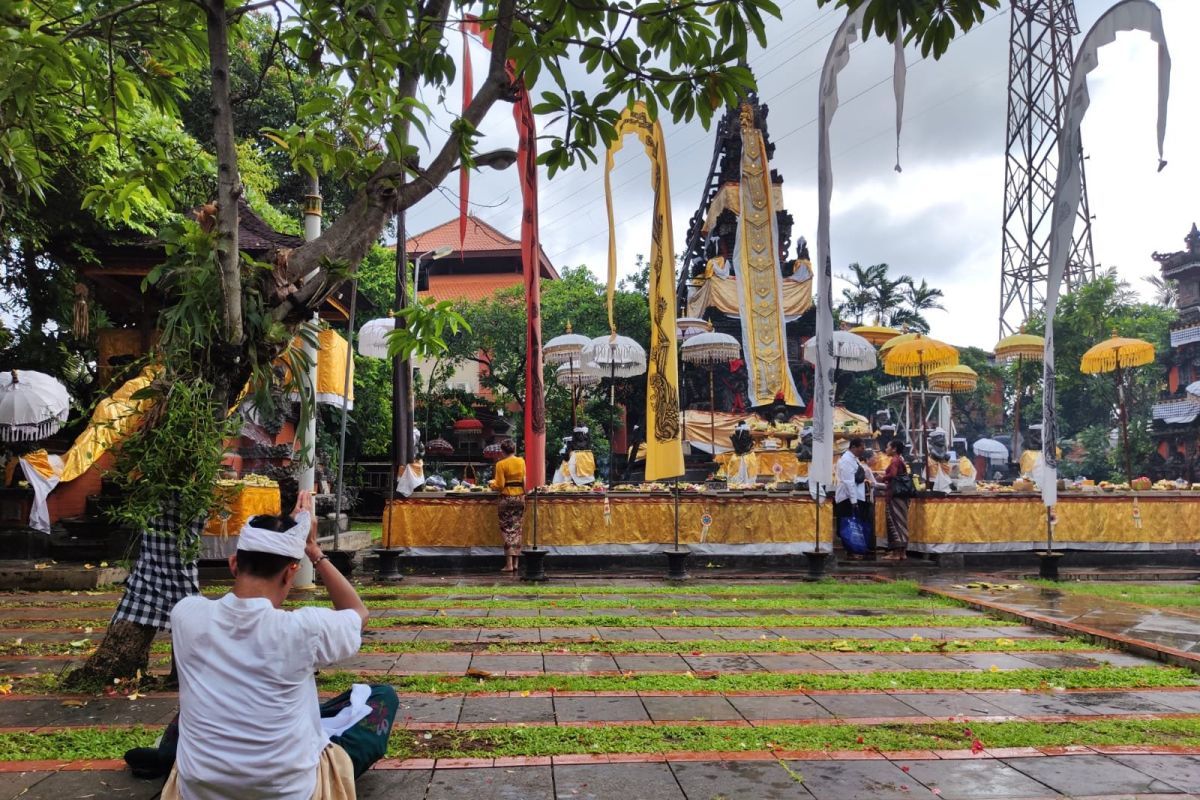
238;511;310;560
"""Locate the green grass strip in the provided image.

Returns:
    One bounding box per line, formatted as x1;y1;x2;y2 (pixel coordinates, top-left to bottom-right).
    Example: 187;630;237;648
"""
316;666;1197;695
294;579;922;599
5;718;1200;762
365;613;1014;629
395;718;1200;759
358;637;1091;656
293;596;963;612
1030;580;1200;614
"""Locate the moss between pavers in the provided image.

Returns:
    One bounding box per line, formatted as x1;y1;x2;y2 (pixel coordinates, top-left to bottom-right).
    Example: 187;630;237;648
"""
4;718;1200;762
365;614;1014;630
396;717;1200;759
315;666;1198;695
358;637;1091;656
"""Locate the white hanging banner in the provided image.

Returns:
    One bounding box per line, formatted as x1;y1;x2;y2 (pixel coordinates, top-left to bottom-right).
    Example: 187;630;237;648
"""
893;14;907;173
1042;0;1170;509
810;8;907;498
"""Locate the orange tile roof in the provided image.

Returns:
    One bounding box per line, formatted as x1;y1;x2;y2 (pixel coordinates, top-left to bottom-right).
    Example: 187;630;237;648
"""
407;215;517;253
421;273;523;304
400;215;559;279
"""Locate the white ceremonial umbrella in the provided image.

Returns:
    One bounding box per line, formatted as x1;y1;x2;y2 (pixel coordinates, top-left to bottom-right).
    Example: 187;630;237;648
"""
557;362;602;429
0;370;71;442
356;316;395;359
676;317;712;341
1187;380;1200;399
681;332;741;453
973;437;1009;461
803;330;876;372
544;324;593;367
584;334;647;379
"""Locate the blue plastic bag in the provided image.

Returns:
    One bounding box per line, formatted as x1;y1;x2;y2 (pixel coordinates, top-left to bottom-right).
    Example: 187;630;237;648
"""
838;515;868;556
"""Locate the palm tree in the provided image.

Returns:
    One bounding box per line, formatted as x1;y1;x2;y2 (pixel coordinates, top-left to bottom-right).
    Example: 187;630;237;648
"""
836;263;887;324
890;277;946;333
1142;275;1178;309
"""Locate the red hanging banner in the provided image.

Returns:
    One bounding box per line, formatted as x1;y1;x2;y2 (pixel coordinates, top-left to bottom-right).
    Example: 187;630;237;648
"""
462;19;545;487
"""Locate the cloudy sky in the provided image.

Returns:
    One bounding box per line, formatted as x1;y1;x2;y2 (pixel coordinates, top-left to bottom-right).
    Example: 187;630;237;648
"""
404;0;1200;350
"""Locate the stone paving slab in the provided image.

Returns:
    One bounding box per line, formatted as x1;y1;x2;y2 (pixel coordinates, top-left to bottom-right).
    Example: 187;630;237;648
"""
787;758;926;799
893;758;1056;799
1004;753;1188;796
553;696;651;723
640;695;742;722
554;762;685;800
1108;754;1200;793
669;759;813;799
424;764;555;800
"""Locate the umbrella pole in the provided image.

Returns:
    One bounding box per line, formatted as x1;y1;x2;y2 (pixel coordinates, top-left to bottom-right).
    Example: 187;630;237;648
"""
919;357;928;483
1116;366;1133;483
609;359;616;487
709;366;716;460
570;354;578;429
1012;355;1023;465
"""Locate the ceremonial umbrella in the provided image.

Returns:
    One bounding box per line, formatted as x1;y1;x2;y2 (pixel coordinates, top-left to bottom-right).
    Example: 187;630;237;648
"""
973;437;1009;462
356;316;395;359
883;335;959;477
483;442;505;462
995;330;1045;460
0;370;71;442
804;331;876;401
543;322;592;366
1080;332;1155;483
681;331;742;454
849;324;901;347
675;317;712;341
878;330;920;355
556;362;602;428
1188;380;1200;399
585;333;647;485
929;365;978;433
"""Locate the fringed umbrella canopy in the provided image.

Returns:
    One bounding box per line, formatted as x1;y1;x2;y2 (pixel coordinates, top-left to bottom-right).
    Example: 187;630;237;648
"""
1080;333;1155;374
680;331;741;367
849;324;901;347
676;317;712;341
973;437;1009;460
543;322;592;366
994;332;1045;362
357;317;395;359
556;362;602;390
927;364;978;393
585;334;647;378
483;442;506;462
803;330;876;372
882;334;959;378
0;370;71;442
878;330;920;355
425;437;454;457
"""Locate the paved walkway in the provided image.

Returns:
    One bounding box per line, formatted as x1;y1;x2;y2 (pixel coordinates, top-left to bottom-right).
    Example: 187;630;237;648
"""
926;582;1200;668
4;751;1200;799
1;576;1199;799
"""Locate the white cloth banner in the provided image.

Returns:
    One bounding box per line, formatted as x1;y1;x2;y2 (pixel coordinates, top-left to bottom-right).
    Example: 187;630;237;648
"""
810;9;906;500
1042;0;1171;509
18;455;63;535
320;683;373;739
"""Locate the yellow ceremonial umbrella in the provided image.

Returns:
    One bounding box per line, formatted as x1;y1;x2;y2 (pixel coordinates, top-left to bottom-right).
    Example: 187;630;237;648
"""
878;330;920;355
995;330;1046;461
849;324;902;347
1080;331;1155;483
927;364;978;393
884;334;959;477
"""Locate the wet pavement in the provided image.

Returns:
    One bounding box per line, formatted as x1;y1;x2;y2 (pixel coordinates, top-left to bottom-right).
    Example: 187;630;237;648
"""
926;581;1200;665
0;576;1198;799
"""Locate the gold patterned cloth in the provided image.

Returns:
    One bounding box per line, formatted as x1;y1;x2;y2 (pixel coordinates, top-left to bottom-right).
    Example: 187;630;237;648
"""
605;102;683;481
714;451;803;482
873;494;1200;551
204;485;282;537
732;107;801;407
383;494;832;549
687;273;813;320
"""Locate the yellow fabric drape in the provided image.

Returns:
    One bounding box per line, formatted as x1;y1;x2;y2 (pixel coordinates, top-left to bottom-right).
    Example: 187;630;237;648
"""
605;102;683;481
315;328;354;408
714;451;804;481
204;484;282;537
687;273;813;319
384;495;832;549
735;111;801;407
61;366;159;483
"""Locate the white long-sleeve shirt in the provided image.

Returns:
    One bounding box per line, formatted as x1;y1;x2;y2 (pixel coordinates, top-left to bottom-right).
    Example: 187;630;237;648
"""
835;450;861;505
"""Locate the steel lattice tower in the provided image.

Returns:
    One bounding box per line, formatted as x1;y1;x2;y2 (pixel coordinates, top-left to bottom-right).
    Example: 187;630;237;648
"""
998;0;1096;338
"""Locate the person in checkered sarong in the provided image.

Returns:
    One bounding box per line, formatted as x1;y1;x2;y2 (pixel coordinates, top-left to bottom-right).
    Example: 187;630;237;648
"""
112;508;204;634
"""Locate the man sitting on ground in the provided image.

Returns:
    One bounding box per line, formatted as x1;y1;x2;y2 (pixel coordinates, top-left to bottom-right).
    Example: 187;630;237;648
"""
126;491;397;798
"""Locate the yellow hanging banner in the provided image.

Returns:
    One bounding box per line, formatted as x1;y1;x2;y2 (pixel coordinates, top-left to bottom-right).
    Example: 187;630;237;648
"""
604;102;683;481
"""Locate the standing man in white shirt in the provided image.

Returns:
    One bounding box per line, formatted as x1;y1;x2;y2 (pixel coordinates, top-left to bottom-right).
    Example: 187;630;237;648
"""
125;491;397;799
834;438;868;559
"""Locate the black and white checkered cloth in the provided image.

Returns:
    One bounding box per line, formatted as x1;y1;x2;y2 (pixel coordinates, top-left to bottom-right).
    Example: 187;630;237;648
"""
112;511;204;631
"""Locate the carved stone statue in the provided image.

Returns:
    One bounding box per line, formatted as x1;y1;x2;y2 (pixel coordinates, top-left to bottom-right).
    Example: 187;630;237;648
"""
731;422;754;456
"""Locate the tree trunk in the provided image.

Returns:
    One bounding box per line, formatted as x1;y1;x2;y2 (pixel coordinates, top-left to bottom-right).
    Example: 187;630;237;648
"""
64;620;158;690
205;0;243;347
